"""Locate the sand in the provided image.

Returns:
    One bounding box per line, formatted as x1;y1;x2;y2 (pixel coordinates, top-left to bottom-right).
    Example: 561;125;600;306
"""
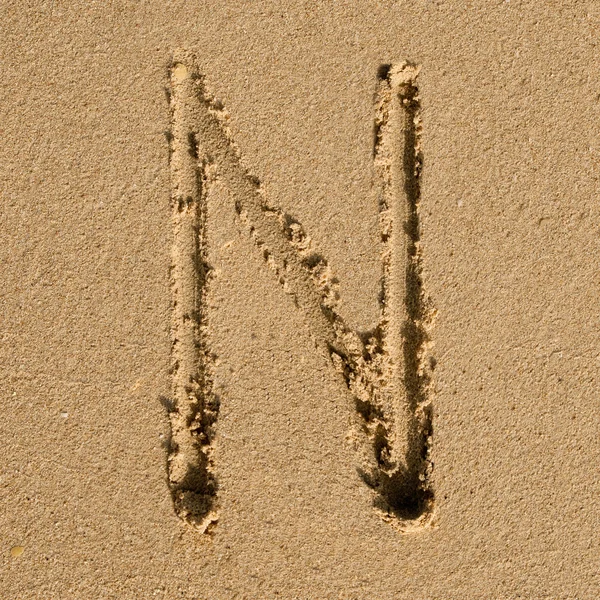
2;2;599;598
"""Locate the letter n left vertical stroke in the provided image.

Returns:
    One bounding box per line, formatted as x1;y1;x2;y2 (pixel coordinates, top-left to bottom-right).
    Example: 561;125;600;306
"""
166;60;218;533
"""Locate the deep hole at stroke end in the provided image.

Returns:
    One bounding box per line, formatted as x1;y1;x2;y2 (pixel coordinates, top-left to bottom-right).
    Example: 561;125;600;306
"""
359;466;434;526
171;465;219;531
375;484;434;523
174;488;219;532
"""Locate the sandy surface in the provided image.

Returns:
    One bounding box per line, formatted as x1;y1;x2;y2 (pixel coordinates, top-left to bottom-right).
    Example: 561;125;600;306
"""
2;2;600;598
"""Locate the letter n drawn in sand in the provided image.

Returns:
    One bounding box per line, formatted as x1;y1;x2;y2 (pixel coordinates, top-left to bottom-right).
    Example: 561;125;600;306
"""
166;52;436;533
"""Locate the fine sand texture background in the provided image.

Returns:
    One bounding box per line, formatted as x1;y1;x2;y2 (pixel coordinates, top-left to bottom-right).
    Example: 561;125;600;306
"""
2;2;600;598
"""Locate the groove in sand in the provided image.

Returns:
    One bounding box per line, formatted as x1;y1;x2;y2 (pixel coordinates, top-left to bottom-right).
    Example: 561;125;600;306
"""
166;53;435;532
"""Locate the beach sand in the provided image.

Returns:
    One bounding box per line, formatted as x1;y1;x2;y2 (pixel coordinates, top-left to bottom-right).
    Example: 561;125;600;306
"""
2;2;599;598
